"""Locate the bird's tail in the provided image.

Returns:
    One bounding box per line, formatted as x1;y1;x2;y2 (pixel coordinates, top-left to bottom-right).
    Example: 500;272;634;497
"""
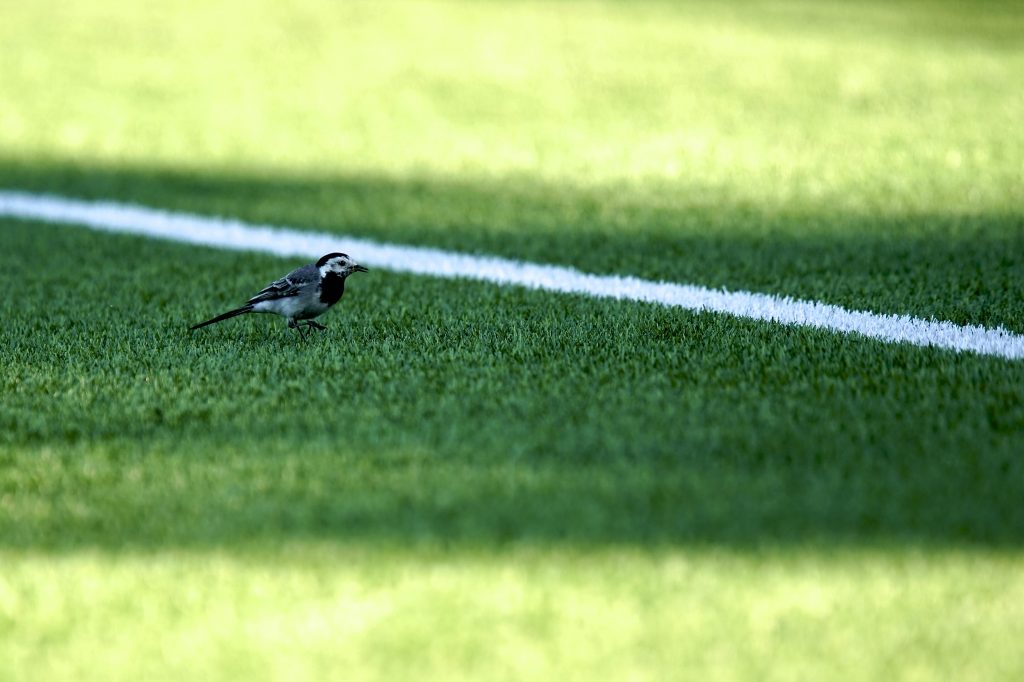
189;305;254;330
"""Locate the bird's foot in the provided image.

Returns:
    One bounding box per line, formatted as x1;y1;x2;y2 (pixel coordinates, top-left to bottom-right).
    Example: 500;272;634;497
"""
307;321;328;331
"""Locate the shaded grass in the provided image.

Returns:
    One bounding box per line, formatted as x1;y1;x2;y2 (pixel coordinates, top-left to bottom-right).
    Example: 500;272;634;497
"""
3;219;1023;550
3;159;1023;334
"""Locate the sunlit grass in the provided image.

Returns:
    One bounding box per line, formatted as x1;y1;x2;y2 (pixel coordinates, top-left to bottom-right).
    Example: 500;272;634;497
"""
1;1;1022;212
2;545;1022;682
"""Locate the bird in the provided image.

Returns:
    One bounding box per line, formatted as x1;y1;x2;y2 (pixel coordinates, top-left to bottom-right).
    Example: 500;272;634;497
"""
190;252;368;338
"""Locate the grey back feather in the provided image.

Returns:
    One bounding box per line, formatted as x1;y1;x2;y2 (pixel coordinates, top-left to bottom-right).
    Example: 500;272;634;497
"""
246;264;319;305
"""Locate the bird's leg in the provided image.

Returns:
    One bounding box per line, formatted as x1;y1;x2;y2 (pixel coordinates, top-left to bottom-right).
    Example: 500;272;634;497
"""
288;319;307;341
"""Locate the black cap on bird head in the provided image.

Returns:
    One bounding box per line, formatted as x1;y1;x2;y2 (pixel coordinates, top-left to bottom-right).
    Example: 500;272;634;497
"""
316;252;351;267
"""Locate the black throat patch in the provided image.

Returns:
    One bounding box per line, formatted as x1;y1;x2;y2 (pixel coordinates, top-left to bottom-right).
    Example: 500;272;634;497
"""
319;273;346;306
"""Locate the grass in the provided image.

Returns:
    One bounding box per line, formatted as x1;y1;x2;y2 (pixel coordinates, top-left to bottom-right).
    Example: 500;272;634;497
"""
4;160;1024;334
3;1;1022;211
4;547;1023;682
3;220;1024;549
2;0;1024;679
3;218;1024;680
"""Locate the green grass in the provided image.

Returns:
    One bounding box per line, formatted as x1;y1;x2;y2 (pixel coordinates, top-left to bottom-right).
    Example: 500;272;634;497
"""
3;219;1024;550
3;218;1024;680
2;0;1024;679
4;547;1023;682
3;0;1022;212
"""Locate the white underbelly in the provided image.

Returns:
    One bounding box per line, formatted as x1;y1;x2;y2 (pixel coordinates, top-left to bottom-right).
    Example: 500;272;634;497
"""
252;297;328;320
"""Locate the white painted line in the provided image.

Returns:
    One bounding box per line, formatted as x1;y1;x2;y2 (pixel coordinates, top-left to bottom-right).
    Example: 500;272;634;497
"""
2;189;1022;360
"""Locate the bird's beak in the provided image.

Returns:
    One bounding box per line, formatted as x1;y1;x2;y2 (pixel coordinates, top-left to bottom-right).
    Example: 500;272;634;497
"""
353;264;369;273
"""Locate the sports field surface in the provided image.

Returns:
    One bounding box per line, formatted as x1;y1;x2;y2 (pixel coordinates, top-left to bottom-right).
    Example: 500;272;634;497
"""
2;1;1023;680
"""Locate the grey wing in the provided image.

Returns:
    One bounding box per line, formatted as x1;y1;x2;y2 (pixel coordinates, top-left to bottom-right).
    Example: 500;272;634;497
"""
245;264;319;305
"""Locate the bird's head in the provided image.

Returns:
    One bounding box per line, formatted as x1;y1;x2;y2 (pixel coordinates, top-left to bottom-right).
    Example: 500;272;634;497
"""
317;252;369;279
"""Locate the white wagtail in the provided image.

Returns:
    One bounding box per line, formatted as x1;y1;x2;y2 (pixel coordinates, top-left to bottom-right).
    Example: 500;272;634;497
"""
190;252;368;338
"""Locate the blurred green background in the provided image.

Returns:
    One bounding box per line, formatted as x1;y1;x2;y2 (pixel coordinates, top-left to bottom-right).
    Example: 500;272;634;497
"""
3;0;1022;210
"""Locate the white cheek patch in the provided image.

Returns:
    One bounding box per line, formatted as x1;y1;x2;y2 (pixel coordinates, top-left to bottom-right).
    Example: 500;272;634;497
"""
320;259;350;277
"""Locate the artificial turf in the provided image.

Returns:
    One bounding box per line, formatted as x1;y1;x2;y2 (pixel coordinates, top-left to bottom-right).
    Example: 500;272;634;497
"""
3;217;1024;549
3;217;1024;679
2;0;1024;679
